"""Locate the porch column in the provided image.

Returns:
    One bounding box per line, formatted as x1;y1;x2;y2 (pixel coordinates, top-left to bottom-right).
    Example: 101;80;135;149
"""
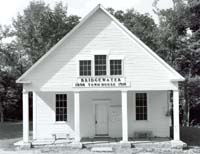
173;90;180;141
23;89;29;143
32;92;37;140
74;91;80;142
121;90;128;142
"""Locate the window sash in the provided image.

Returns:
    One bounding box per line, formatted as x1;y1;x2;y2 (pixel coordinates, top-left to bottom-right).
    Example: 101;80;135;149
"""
136;93;147;120
56;94;68;121
95;55;107;76
79;60;91;76
110;60;122;75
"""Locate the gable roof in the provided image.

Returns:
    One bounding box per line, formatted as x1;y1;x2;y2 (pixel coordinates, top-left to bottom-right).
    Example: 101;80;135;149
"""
16;4;184;83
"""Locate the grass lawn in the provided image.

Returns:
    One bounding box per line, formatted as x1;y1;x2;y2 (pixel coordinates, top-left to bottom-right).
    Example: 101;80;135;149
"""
0;122;200;154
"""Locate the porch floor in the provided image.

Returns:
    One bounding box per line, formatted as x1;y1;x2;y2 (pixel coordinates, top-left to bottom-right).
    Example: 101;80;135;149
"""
81;137;171;149
26;137;172;149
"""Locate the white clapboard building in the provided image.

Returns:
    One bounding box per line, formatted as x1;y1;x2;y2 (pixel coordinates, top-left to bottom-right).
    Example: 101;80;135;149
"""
16;4;185;146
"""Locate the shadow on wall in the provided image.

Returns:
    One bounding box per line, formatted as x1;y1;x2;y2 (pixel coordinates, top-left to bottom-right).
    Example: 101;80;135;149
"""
26;10;112;91
0;122;32;140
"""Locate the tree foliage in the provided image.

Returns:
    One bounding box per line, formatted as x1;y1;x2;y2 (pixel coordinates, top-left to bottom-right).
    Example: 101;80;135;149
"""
107;8;159;51
0;1;80;122
0;26;23;122
153;0;200;126
13;1;80;64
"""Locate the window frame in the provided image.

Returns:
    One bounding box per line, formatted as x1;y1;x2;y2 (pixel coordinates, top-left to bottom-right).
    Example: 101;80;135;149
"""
79;60;92;77
108;55;124;77
55;94;68;123
94;55;107;76
135;92;148;121
110;59;122;76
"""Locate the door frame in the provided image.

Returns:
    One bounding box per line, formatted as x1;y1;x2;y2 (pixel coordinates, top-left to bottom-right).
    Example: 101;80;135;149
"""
93;99;110;136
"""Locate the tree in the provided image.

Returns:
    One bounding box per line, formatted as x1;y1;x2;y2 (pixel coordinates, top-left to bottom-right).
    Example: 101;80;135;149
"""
175;0;200;126
0;26;23;122
13;1;80;65
0;1;80;122
154;0;188;65
155;2;189;127
107;8;159;51
154;0;200;126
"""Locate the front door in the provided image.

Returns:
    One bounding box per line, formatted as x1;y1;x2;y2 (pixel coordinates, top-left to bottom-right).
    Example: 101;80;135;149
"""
95;103;108;136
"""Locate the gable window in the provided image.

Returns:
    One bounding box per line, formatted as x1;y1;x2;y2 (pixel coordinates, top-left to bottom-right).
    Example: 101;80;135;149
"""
95;55;107;76
56;94;67;121
110;60;122;75
136;93;147;120
79;60;91;76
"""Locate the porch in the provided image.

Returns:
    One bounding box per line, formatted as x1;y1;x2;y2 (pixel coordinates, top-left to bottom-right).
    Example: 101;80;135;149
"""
20;90;181;146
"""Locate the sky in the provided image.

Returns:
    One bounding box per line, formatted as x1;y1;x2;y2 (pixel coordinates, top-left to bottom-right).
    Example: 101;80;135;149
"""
0;0;173;25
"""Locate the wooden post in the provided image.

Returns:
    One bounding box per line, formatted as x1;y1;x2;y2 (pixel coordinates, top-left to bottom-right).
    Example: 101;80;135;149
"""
23;89;29;143
121;90;128;142
33;92;37;140
74;91;80;142
173;90;180;141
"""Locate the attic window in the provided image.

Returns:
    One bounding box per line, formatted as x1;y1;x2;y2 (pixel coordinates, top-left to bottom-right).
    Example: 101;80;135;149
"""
95;55;107;76
110;60;122;75
79;60;91;76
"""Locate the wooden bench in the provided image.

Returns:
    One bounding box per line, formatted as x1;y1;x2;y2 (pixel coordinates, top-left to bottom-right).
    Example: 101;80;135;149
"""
134;131;153;139
52;133;70;141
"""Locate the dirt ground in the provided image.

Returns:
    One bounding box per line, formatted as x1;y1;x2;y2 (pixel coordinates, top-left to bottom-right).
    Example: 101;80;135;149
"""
1;122;200;154
0;145;200;154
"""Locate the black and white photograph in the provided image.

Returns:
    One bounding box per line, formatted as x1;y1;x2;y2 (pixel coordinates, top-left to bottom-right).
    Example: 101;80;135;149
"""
0;0;200;153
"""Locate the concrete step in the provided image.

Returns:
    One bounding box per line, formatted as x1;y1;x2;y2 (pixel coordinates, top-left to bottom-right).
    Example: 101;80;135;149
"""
91;147;113;152
83;141;132;149
132;141;172;149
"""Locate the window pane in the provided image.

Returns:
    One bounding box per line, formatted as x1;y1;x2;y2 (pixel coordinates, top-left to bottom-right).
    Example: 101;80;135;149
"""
61;94;63;100
56;95;59;101
60;115;63;121
136;107;140;113
64;115;67;121
56;115;59;121
144;114;147;120
64;94;67;100
56;108;59;114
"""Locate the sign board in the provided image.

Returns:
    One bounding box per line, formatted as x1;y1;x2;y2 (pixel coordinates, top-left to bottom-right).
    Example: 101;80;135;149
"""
73;77;130;88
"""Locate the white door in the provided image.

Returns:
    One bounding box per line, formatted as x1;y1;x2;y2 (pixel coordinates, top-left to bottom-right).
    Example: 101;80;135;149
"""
95;103;108;136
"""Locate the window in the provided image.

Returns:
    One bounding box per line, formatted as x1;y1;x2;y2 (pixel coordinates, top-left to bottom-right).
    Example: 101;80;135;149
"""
79;60;91;76
110;60;122;75
56;94;67;121
95;55;107;76
136;93;147;120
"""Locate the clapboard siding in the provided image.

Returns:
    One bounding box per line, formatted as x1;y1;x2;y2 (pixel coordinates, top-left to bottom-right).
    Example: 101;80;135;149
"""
24;9;178;91
35;92;75;139
34;91;170;139
128;91;170;137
